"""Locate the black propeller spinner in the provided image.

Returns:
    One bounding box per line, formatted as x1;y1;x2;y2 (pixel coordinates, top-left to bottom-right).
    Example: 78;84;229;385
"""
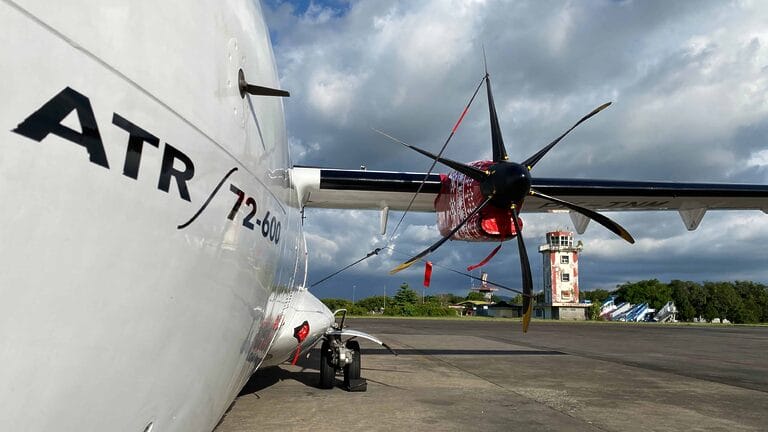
480;161;532;206
390;71;634;333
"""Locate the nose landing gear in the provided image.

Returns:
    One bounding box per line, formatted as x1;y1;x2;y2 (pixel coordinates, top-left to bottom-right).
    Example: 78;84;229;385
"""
318;337;366;391
317;310;397;391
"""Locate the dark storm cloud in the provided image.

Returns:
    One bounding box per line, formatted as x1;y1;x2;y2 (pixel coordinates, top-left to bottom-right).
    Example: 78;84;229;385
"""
265;0;768;299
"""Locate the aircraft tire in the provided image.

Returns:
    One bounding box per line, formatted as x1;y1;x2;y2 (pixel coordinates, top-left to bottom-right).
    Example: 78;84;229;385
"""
343;340;361;385
318;340;336;389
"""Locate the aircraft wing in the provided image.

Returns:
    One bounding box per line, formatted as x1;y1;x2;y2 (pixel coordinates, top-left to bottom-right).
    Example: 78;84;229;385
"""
290;167;768;230
291;166;443;211
526;178;768;212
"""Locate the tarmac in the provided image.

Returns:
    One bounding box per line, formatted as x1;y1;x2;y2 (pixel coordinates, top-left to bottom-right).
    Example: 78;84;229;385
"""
215;318;768;432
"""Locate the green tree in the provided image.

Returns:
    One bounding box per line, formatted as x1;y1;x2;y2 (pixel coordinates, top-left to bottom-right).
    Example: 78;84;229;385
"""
347;304;368;316
688;282;709;320
669;280;697;321
588;302;601;320
581;289;612;304
615;279;672;310
356;295;388;312
446;293;465;304
384;303;416;316
414;302;456;316
704;282;743;323
429;293;464;305
321;298;352;311
465;292;487;301
392;283;418;306
733;281;768;323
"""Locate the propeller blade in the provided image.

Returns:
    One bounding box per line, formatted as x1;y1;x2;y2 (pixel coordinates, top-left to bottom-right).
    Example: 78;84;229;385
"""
510;205;533;333
530;189;635;244
521;102;611;170
486;75;509;162
390;195;494;274
373;129;488;181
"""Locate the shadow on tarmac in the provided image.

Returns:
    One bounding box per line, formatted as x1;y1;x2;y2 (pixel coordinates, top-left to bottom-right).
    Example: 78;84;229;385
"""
360;348;566;356
239;349;325;396
238;346;567;396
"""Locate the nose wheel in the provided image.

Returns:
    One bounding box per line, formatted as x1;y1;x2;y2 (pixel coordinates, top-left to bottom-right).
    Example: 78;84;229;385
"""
318;339;337;389
343;340;361;387
317;337;367;392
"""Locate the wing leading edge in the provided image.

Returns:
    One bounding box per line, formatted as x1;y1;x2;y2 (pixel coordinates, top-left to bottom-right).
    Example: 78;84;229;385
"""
290;167;768;230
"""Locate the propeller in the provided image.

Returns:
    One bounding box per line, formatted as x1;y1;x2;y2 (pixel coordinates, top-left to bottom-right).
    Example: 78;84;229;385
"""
390;70;633;333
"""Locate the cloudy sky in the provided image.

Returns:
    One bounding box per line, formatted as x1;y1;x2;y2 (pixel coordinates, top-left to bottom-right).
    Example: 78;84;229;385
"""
263;0;768;300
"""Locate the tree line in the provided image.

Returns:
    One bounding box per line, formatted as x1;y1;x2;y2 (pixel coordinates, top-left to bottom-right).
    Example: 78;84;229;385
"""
321;280;768;323
581;280;768;324
320;283;498;317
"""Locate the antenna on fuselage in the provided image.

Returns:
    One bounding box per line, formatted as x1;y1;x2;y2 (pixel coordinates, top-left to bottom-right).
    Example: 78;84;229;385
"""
238;69;290;98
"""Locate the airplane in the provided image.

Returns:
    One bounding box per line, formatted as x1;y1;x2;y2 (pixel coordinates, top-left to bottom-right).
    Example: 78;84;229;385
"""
1;1;766;431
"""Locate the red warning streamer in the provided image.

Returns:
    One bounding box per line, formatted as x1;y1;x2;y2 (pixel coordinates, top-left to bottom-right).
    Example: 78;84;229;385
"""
423;261;433;287
466;244;502;271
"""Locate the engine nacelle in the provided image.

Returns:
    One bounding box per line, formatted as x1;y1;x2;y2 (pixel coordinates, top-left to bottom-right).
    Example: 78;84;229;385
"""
435;161;522;241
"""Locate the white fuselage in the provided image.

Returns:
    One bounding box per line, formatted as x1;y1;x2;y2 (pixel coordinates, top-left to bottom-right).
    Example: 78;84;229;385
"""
0;1;329;430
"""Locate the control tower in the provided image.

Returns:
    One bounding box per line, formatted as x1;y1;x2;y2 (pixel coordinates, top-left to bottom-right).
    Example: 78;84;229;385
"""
538;231;589;320
470;271;498;301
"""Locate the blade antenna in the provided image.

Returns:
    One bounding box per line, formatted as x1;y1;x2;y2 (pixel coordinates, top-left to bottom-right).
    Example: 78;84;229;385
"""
383;75;487;245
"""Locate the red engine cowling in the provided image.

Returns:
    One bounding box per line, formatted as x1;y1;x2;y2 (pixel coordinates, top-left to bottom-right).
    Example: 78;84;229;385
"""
435;161;522;241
